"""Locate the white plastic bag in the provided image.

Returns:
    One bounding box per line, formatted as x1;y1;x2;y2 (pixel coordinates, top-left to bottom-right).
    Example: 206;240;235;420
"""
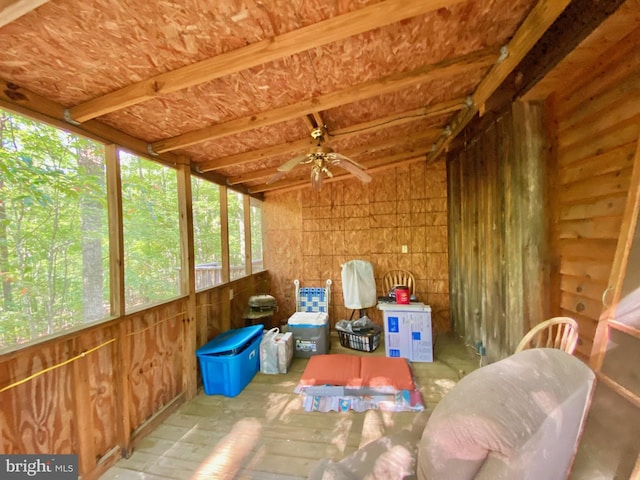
260;328;280;374
260;328;294;374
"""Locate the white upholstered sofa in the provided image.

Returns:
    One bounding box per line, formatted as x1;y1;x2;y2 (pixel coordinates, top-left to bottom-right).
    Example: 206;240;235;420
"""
308;348;595;480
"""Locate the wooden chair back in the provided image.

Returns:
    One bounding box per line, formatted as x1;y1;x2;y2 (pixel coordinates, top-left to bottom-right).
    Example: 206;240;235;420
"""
382;269;415;296
515;316;579;354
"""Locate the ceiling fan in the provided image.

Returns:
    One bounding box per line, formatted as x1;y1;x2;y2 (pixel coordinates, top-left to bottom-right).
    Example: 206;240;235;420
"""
268;127;372;190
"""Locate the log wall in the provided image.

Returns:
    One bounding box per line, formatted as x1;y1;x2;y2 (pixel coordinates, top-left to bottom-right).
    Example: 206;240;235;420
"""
447;102;550;362
550;28;640;360
448;22;640;363
0;271;269;479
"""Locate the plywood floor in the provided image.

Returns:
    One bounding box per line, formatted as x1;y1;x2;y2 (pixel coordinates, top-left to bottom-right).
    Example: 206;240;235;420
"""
100;332;480;479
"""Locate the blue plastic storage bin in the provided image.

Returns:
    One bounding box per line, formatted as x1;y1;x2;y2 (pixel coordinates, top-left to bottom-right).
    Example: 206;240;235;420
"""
196;325;263;397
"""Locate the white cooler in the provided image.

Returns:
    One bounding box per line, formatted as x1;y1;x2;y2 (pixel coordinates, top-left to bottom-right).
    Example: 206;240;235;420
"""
287;311;330;358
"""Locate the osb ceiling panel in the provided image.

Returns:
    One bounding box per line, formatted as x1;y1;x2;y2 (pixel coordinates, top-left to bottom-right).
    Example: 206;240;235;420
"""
0;0;546;195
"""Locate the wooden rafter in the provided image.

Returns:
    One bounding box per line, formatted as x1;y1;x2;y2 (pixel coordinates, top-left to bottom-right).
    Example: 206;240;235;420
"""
312;112;324;129
197;98;463;172
301;114;317;132
0;0;48;28
66;0;465;124
150;48;498;154
0;78;242;194
427;0;573;161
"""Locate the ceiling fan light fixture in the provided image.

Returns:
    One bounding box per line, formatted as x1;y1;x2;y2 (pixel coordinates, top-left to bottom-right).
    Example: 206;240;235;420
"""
272;126;372;189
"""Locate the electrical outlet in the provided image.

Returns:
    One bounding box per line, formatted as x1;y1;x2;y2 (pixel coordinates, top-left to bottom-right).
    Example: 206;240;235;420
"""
401;244;408;253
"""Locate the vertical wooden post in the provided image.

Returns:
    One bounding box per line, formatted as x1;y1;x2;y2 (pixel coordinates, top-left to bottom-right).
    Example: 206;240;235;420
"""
71;339;96;477
106;144;124;317
446;156;462;334
105;145;131;456
503;108;525;352
244;194;252;276
220;185;230;284
544;94;562;319
177;162;197;399
510;101;551;346
219;186;231;331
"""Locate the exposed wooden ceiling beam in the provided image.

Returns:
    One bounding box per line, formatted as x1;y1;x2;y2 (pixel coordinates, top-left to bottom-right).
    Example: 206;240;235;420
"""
66;0;465;124
0;79;238;192
301;114;316;132
312;112;324;129
151;48;498;155
518;0;629;102
0;0;48;28
236;131;437;185
198;98;463;172
427;0;573;162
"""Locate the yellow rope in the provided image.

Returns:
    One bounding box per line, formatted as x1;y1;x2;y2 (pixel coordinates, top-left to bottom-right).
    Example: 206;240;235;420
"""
125;311;187;337
0;338;116;394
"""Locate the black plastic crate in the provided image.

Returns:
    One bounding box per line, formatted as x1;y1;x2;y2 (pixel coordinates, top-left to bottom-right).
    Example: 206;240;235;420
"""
337;325;382;352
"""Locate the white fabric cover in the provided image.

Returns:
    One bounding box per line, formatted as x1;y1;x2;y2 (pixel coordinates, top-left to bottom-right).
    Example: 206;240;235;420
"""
341;260;377;309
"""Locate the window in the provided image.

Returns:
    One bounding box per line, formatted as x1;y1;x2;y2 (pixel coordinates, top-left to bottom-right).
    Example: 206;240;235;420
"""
0;109;268;349
120;152;180;311
0;110;109;348
191;176;223;290
227;190;246;280
250;198;264;272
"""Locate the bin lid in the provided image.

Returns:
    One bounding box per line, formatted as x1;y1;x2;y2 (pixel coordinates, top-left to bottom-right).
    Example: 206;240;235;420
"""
376;302;431;312
196;325;263;355
288;311;328;326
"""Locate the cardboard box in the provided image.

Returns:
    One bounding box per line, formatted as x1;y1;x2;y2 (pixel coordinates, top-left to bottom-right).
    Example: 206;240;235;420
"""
378;303;433;362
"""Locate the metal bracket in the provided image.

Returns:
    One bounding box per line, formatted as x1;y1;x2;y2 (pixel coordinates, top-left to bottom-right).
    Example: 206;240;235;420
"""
498;45;509;63
63;109;80;126
146;144;159;157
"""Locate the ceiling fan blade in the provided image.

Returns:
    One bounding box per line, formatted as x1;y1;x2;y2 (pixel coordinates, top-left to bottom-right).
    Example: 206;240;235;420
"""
266;170;287;184
278;154;308;172
332;154;372;183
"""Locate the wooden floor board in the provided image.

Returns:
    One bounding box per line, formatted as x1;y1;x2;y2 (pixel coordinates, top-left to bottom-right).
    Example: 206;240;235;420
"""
100;332;479;479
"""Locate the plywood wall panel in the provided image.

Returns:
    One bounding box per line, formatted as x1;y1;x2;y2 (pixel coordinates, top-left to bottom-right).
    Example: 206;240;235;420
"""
126;303;185;430
0;342;75;454
264;158;450;332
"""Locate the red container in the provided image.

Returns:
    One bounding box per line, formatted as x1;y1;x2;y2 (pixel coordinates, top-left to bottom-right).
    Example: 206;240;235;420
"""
395;286;410;304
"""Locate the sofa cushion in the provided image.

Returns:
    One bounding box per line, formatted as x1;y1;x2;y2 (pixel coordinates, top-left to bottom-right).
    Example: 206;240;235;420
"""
416;348;595;480
299;354;415;390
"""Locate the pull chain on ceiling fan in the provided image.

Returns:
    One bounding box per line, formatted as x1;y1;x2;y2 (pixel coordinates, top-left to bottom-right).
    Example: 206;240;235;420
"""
268;126;372;189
